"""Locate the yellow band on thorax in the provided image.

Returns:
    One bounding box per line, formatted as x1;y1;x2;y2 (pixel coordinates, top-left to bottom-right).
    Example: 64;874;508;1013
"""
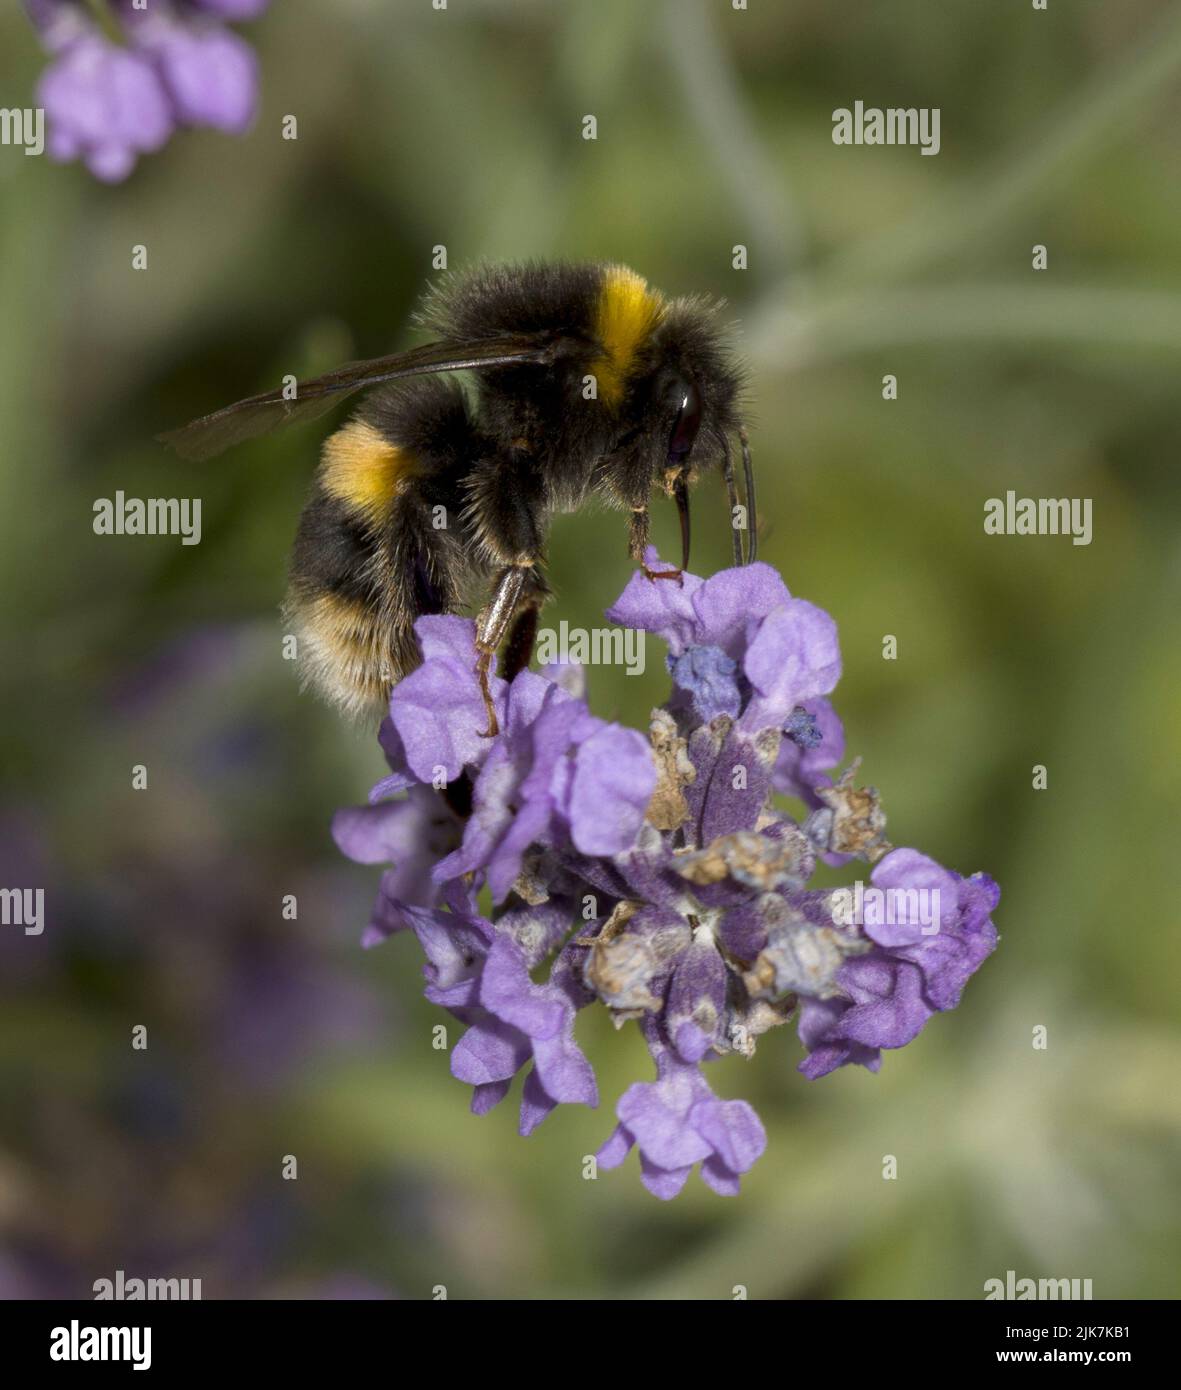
590;265;666;409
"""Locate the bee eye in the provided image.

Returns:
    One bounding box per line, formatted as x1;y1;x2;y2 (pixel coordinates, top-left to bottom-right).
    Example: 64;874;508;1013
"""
667;380;702;464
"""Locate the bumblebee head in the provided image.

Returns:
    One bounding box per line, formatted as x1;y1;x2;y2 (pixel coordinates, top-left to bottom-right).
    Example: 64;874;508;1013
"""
636;298;744;478
661;377;703;492
630;299;754;563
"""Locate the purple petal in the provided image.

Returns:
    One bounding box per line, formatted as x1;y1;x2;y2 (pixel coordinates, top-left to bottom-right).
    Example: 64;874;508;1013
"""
690;562;792;655
519;1068;558;1135
866;851;999;1008
415;614;482;667
471;1080;510;1116
532;1029;598;1108
666;932;727;1059
639;1155;693;1200
796;996;882;1078
568;725;655;856
450;1018;531;1086
38;37;173;182
479;937;565;1040
867;848;960;946
699;729;775;844
699;1156;743;1196
389;625;502;782
689;1097;767;1173
397;903;492;990
617;1075;713;1170
333;787;460;907
605;549;704;655
539;660;586;698
360;872;416;948
838;955;933;1049
741;600;842;732
596;1124;634;1170
149;27;258;134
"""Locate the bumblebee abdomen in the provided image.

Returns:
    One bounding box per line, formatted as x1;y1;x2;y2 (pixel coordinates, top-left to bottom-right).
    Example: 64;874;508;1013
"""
316;419;422;521
286;384;475;720
285;476;412;720
285;587;404;719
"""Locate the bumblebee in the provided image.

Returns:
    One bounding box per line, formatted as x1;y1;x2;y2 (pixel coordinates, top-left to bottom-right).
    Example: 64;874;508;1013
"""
161;261;756;735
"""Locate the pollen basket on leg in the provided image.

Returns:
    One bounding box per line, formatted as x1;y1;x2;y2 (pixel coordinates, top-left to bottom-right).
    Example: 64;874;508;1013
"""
320;421;420;523
591;264;666;409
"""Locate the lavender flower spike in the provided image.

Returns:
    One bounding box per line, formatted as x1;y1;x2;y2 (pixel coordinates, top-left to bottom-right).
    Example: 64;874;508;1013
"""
24;0;269;182
117;1;260;135
336;551;1000;1197
29;1;173;183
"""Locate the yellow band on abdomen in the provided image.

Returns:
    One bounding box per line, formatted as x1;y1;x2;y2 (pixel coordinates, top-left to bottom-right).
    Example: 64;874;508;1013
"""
320;420;418;522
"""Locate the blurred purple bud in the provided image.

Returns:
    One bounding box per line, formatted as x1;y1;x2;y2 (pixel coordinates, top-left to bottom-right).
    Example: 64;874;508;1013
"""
36;36;173;182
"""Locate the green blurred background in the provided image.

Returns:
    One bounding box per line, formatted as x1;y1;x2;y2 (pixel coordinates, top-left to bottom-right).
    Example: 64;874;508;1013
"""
2;0;1179;1299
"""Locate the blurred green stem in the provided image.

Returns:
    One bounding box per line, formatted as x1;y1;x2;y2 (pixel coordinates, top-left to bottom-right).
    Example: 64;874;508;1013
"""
746;2;1181;370
812;3;1181;292
749;283;1181;370
660;0;806;286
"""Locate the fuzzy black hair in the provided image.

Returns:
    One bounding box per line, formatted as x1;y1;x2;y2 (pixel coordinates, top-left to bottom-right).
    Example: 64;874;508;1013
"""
418;260;602;343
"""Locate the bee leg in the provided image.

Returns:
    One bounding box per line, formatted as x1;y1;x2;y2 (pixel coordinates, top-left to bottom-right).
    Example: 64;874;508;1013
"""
474;563;534;737
502;573;549;682
629;506;684;586
673;472;691;572
720;434;744;566
474;646;499;739
628;505;650;559
739;425;758;564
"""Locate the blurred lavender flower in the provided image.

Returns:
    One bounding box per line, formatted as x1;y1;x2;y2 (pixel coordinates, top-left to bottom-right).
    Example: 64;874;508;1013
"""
118;1;259;134
30;8;173;183
336;550;1000;1198
24;0;267;182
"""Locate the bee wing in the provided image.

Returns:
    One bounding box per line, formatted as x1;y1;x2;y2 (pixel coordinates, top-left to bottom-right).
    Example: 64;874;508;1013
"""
157;333;560;461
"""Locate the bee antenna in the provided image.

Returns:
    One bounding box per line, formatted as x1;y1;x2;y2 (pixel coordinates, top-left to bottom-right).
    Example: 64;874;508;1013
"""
738;425;757;564
719;433;744;567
